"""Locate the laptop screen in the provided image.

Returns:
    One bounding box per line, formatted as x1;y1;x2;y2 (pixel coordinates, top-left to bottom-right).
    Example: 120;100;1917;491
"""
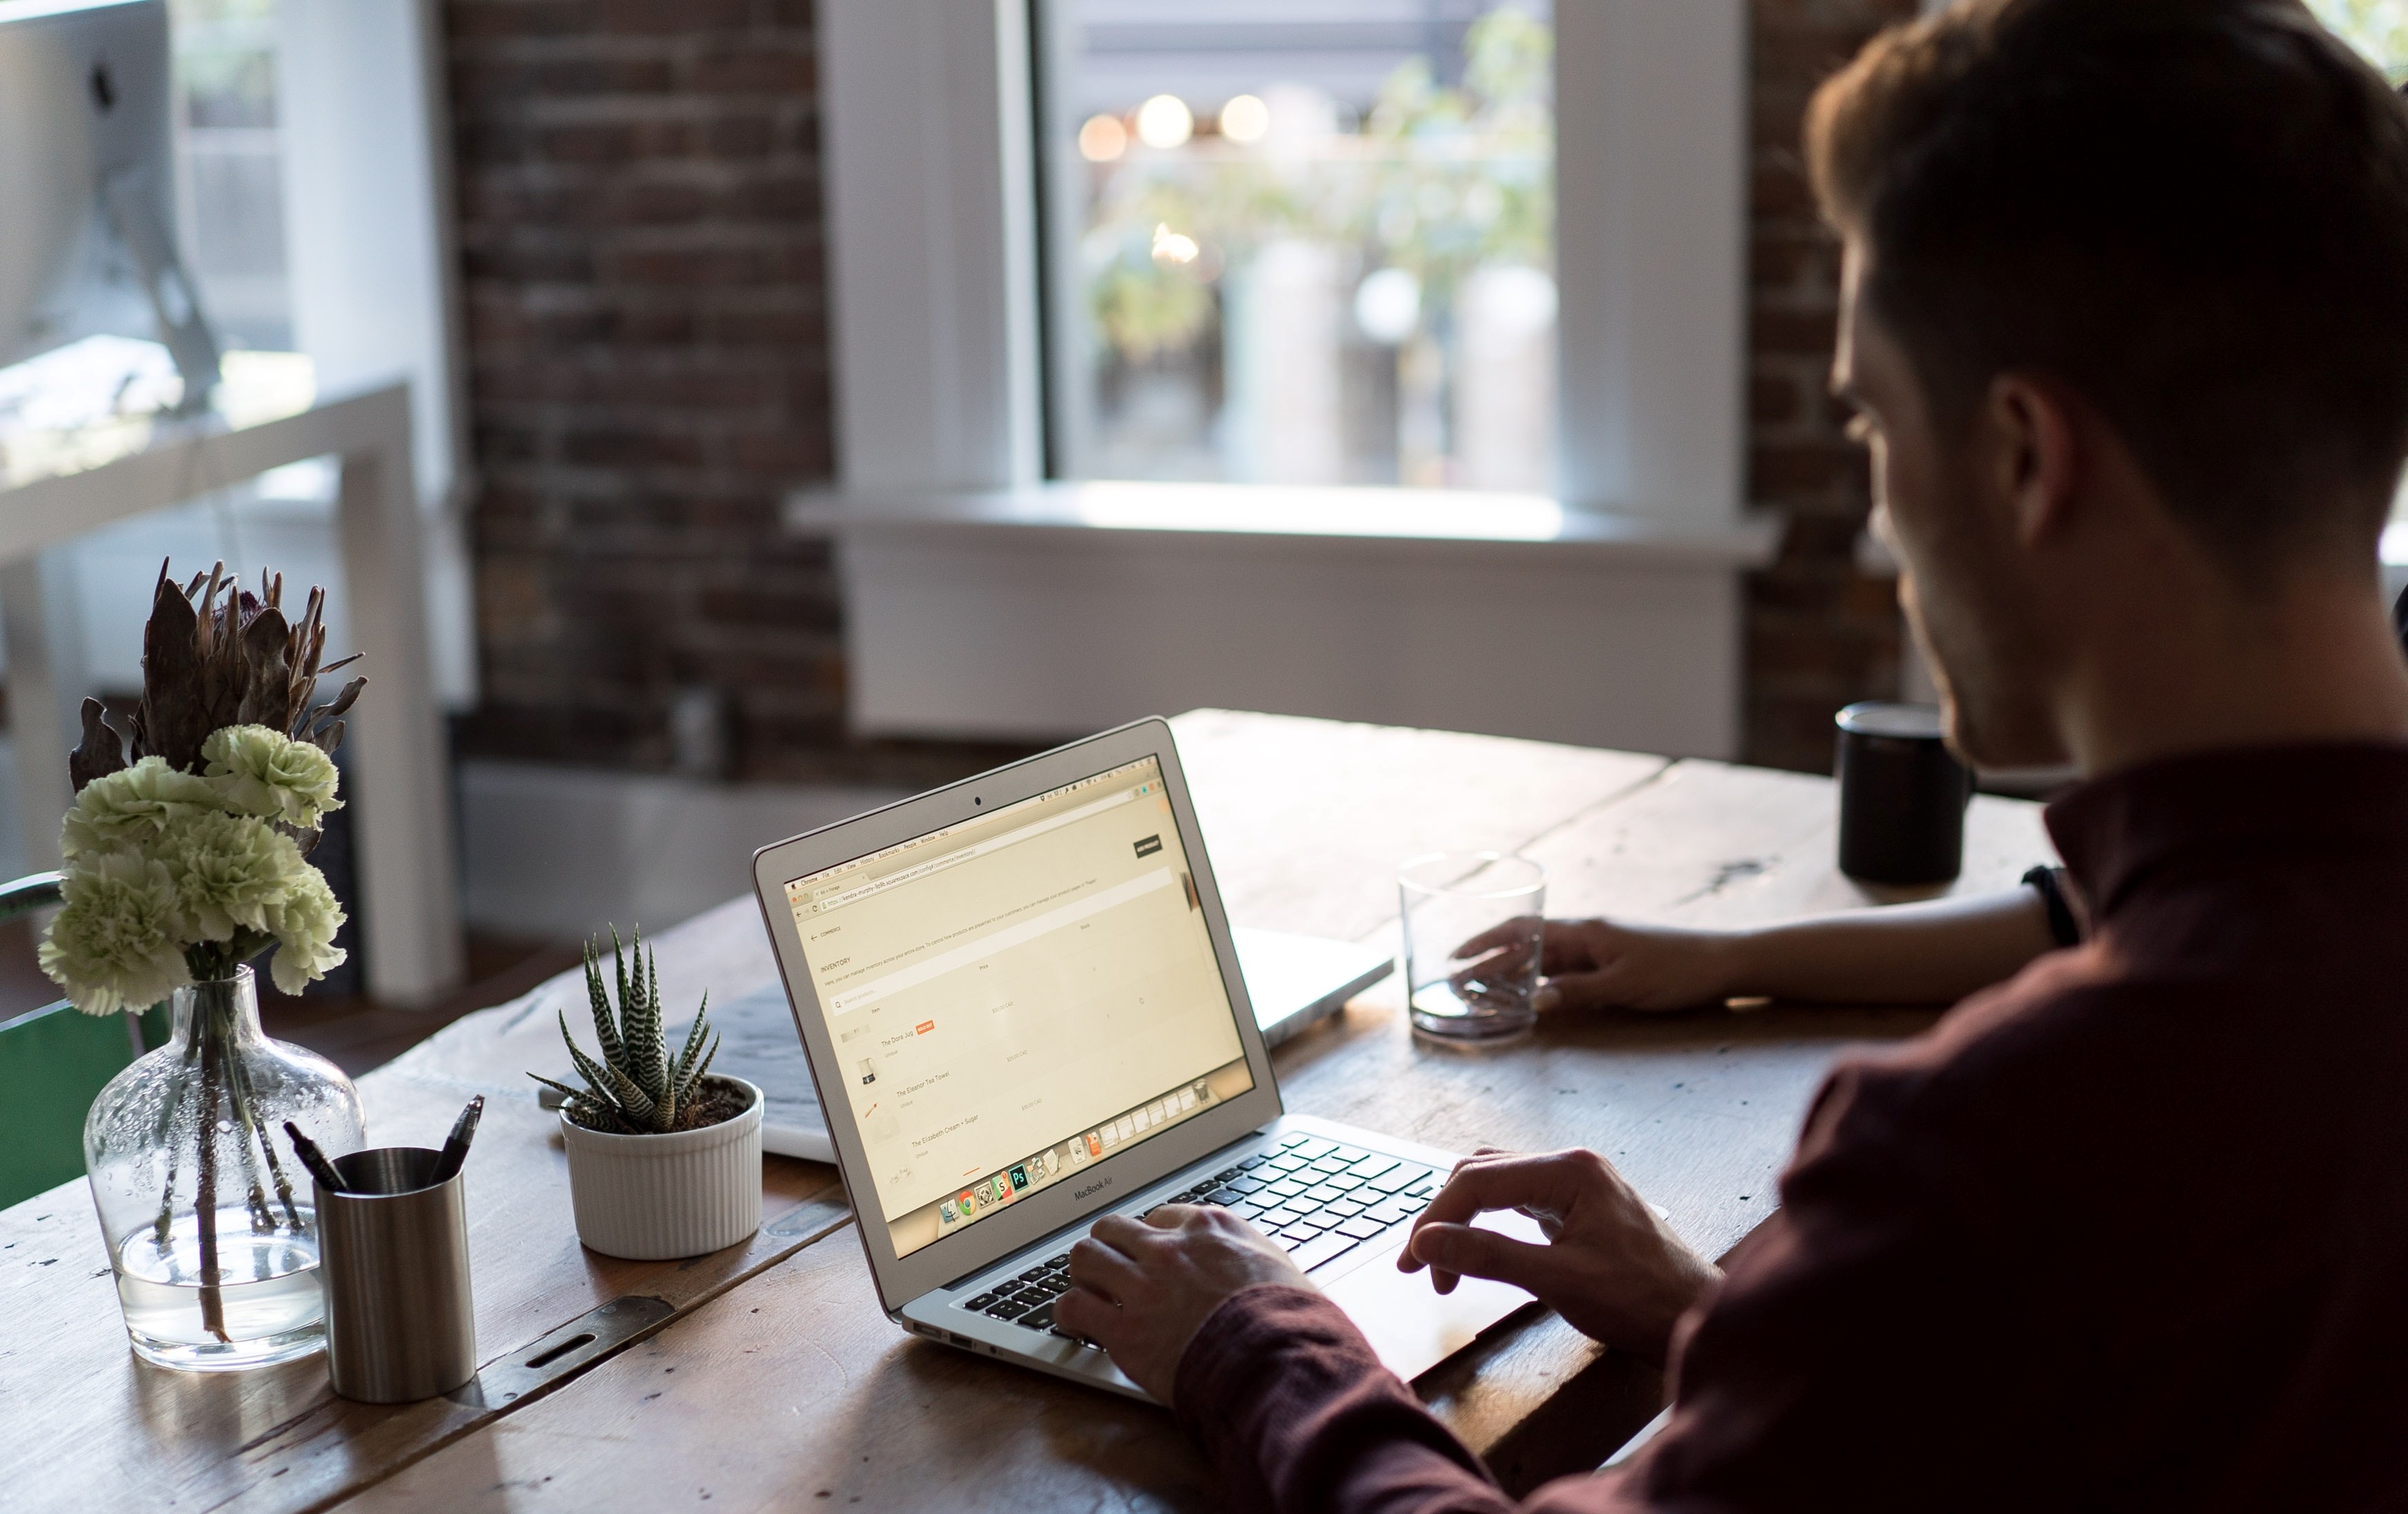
780;755;1256;1259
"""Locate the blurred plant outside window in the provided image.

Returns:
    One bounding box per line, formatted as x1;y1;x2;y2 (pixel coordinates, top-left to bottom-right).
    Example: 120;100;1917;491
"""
2311;0;2408;81
1044;2;1557;493
2306;0;2408;524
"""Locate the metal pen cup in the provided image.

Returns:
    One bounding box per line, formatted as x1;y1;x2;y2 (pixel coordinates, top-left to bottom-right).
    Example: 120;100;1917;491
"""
316;1147;477;1403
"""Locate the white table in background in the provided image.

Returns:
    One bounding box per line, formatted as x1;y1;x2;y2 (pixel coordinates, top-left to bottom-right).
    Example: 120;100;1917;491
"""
0;371;463;1004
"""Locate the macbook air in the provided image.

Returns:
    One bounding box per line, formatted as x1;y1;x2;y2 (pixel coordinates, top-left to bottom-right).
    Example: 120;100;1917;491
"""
750;717;1539;1399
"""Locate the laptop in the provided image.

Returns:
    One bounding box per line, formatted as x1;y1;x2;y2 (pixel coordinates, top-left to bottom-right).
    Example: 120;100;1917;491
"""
750;717;1539;1399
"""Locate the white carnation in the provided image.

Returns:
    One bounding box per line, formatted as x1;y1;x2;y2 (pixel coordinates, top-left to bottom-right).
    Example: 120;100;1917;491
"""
38;849;193;1015
262;864;348;994
60;757;221;860
203;724;343;831
153;809;307;943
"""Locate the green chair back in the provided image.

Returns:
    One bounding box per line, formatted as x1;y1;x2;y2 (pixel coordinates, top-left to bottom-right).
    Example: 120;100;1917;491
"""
0;874;169;1209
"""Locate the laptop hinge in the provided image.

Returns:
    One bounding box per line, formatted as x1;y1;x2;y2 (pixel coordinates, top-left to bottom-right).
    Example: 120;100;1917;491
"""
933;1127;1289;1294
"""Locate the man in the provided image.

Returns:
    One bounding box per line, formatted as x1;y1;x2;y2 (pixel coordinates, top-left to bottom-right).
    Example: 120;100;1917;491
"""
1052;2;2408;1508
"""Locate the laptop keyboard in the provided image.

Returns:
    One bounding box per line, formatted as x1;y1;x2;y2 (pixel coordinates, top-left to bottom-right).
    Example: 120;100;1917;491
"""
957;1133;1443;1341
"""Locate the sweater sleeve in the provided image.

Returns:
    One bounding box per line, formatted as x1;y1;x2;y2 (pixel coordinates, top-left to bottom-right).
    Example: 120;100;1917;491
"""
1173;1285;1669;1514
1173;1284;1517;1513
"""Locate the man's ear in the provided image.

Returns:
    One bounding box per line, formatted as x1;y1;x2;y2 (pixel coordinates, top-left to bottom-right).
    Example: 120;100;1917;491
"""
1985;374;2080;548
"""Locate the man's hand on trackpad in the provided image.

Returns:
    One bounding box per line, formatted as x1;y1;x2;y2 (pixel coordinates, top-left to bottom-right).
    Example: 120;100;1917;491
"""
1056;1204;1305;1406
1400;1148;1720;1369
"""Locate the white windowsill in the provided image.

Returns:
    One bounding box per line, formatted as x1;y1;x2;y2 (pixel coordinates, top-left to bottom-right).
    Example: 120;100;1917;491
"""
784;480;1784;571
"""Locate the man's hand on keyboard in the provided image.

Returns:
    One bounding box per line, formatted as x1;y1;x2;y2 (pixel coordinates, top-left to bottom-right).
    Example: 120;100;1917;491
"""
1400;1147;1720;1368
1057;1204;1303;1406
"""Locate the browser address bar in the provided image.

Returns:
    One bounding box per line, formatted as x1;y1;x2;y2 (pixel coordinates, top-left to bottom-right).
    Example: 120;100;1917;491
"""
810;786;1139;914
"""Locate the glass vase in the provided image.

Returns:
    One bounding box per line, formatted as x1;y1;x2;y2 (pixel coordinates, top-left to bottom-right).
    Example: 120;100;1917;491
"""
82;967;365;1372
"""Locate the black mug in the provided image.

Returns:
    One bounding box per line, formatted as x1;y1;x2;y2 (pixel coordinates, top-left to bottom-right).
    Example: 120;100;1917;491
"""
1835;701;1973;884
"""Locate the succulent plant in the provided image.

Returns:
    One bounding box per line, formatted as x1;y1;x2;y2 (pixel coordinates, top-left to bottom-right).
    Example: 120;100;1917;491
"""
533;929;720;1135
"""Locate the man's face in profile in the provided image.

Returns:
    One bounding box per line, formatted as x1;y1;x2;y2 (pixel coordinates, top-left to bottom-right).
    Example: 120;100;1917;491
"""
1832;243;2067;771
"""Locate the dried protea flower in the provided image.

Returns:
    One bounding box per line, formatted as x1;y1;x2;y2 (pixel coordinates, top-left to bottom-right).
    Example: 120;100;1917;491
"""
68;560;367;816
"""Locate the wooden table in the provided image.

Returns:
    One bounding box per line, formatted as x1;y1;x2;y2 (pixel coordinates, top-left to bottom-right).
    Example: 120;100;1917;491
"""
0;711;2053;1511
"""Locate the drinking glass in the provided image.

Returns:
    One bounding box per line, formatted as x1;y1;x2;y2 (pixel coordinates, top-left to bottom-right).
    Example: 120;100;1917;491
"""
1399;853;1546;1041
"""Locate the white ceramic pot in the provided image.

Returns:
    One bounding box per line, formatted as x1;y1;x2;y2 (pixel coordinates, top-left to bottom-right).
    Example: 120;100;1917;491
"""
558;1077;764;1260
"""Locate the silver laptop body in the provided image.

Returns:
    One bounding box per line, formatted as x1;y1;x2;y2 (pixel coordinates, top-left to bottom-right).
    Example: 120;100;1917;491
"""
750;717;1537;1400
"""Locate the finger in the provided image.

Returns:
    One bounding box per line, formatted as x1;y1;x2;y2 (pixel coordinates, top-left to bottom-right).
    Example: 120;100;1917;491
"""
1405;1151;1530;1274
1407;1221;1566;1297
1054;1284;1121;1347
1141;1202;1202;1230
1457;915;1576;967
1415;1152;1582;1238
1530;968;1640;1015
1087;1212;1164;1253
1449;943;1532;992
1068;1232;1144;1298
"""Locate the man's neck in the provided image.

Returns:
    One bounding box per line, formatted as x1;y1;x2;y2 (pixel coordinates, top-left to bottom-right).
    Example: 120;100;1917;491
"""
2057;577;2408;777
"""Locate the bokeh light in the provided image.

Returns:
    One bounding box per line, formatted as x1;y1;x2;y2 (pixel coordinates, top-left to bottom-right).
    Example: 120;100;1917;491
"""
1218;93;1270;143
1135;93;1194;149
1078;113;1128;162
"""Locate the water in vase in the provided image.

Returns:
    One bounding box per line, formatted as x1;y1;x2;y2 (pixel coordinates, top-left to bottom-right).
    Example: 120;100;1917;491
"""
113;1204;325;1371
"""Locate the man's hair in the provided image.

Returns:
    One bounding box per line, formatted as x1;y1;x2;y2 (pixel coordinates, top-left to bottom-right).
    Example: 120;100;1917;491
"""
1808;0;2408;571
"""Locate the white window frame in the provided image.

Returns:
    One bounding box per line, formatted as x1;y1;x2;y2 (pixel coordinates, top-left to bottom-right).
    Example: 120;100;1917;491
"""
804;0;1776;759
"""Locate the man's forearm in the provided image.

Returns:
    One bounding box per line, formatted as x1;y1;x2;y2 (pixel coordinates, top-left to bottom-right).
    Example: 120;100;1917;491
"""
1723;886;2056;1005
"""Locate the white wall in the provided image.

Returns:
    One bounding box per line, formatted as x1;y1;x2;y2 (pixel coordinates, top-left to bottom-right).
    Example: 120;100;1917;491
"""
819;0;1043;494
1554;1;1747;523
276;0;476;706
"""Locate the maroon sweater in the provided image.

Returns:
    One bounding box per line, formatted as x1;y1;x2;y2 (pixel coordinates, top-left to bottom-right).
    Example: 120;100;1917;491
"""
1174;744;2408;1512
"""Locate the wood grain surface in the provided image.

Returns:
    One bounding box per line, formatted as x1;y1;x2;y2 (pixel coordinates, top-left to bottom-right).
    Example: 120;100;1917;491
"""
0;712;2057;1512
0;900;844;1514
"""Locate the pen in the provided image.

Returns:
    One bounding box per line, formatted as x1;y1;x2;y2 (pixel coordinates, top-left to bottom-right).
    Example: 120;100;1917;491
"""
284;1121;347;1193
433;1095;484;1183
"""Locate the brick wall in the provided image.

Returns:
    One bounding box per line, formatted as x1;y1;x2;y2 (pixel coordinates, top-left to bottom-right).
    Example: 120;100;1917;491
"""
1742;0;1919;773
443;0;1030;787
442;0;1907;782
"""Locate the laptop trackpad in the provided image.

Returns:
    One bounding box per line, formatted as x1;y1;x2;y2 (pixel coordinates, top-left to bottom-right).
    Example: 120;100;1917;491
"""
1321;1211;1547;1383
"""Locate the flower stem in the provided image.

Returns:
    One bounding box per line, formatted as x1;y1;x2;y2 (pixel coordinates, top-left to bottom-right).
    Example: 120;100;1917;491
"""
195;1025;229;1342
227;1047;302;1231
153;1027;202;1248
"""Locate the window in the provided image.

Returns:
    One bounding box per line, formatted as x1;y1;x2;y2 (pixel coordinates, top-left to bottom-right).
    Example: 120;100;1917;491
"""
170;0;292;351
7;0;469;710
1036;2;1557;491
30;0;325;702
2306;1;2408;531
2309;0;2408;81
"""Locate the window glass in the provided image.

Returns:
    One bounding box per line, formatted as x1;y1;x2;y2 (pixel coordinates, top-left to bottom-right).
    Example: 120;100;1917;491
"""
2307;1;2408;527
2309;0;2408;80
170;0;291;351
1038;1;1555;492
32;1;317;702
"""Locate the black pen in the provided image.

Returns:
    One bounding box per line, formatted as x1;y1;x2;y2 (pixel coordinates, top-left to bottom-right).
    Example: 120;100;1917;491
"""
284;1121;347;1193
433;1095;484;1183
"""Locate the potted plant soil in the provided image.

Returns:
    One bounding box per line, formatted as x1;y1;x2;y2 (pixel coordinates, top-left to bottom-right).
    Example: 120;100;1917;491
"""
532;932;762;1260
